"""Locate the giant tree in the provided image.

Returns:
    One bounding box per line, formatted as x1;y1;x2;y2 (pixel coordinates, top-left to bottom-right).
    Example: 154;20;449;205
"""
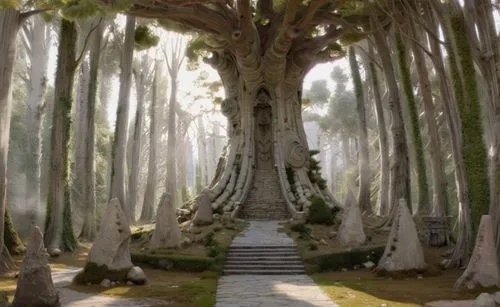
127;1;372;215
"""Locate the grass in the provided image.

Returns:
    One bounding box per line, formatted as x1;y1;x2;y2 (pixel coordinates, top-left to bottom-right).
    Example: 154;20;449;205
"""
68;267;218;307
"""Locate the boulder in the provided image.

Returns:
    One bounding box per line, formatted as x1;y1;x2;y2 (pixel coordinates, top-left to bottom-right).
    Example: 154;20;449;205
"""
337;190;365;246
12;226;60;307
87;198;133;271
100;279;111;288
455;215;500;290
150;193;182;248
193;190;213;225
493;291;500;305
127;266;147;285
474;293;495;307
377;199;426;272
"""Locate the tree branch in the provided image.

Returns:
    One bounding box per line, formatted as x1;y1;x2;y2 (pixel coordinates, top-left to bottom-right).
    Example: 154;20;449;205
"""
74;18;103;68
295;0;329;30
257;0;274;18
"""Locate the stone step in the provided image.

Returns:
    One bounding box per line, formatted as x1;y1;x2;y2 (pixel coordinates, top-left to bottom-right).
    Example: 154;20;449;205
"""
229;246;297;250
227;248;297;253
225;260;303;265
224;264;305;270
227;252;298;257
225;255;302;261
223;269;306;275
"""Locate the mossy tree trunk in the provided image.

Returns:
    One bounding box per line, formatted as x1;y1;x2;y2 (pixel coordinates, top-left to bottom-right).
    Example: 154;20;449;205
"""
349;47;371;214
408;18;448;217
4;209;23;254
395;32;429;215
79;20;103;241
110;15;136;217
44;19;78;252
0;8;21;274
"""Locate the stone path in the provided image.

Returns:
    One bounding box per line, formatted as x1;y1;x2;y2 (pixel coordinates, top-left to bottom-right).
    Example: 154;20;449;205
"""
52;267;168;306
216;221;337;307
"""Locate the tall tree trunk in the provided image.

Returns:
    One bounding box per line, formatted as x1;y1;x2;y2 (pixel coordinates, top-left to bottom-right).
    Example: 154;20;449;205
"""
166;74;177;205
197;117;209;188
428;1;473;268
409;20;449;217
372;17;411;219
109;15;135;216
140;61;159;223
0;8;20;273
395;31;429;215
366;43;390;216
23;15;51;226
129;54;148;222
44;19;78;253
349;47;371;213
79;20;103;240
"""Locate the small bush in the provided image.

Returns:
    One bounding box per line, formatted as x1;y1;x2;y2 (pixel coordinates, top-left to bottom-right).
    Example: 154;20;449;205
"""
305;246;385;272
307;196;334;225
308;242;318;251
73;262;129;285
290;222;309;233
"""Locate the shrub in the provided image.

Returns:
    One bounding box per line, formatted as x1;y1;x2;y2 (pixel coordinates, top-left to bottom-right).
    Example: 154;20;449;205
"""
307;196;334;225
305;246;385;272
131;253;215;272
73;262;129;284
308;242;318;251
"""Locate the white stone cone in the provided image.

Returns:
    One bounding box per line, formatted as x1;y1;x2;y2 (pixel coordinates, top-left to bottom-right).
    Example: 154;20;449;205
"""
150;192;182;248
88;198;133;271
338;190;365;246
455;215;500;290
377;198;426;271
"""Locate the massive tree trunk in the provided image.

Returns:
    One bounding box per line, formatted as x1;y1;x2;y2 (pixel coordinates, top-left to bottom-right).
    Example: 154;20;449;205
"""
0;8;20;274
129;54;149;222
23;15;51;226
140;61;159;223
372;17;411;219
408;19;448;217
44;19;78;253
349;47;371;214
109;15;135;216
395;31;429;215
79;20;103;240
365;43;390;216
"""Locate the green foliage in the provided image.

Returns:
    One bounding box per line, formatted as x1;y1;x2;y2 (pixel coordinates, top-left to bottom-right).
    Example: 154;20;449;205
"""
308;242;319;251
0;0;20;8
449;10;490;229
73;262;129;284
131;253;215;272
134;25;159;50
307;150;327;190
290;222;310;234
60;0;134;20
4;210;24;254
305;80;330;105
307;196;334;225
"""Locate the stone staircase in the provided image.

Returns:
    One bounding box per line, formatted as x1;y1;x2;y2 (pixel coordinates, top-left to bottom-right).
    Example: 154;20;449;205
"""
223;245;305;275
239;169;289;220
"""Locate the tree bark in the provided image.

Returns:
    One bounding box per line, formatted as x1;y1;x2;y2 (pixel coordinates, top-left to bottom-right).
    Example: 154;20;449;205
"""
395;31;429;215
129;54;148;222
366;43;390;216
0;8;20;274
349;47;371;214
408;19;448;217
372;17;411;219
79;20;103;240
23;15;51;226
140;61;159;223
109;15;135;216
44;18;78;252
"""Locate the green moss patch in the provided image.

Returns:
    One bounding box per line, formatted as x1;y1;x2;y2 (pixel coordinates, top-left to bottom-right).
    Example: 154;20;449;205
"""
131;253;215;272
307;196;334;225
305;246;385;272
73;262;129;285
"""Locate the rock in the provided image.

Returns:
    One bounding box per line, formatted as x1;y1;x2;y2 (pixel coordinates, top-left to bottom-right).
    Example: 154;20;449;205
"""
319;239;327;246
110;281;116;287
353;265;360;270
12;226;60;307
212;213;221;220
181;237;192;247
363;261;375;269
341;268;348;272
191;228;202;234
100;279;111;288
193;190;213;225
474;293;495;307
455;215;500;290
88;198;133;271
328;231;337;239
47;248;61;258
223;204;233;212
127;266;147;285
127;281;134;286
494;292;500;305
377;199;426;272
150;193;182;248
418;275;423;279
337;190;366;247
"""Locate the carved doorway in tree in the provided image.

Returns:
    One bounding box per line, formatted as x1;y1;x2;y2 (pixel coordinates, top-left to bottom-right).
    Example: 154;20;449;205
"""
254;91;273;170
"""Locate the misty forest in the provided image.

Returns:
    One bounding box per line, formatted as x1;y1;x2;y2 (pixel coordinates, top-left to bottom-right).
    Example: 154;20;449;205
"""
1;0;500;306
